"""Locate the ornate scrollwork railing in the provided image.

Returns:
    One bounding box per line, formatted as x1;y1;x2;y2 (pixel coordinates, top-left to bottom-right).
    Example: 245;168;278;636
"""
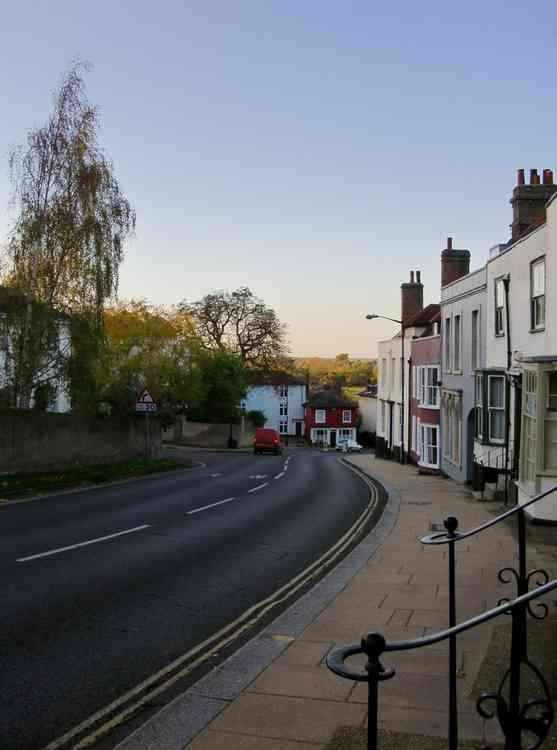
327;483;557;750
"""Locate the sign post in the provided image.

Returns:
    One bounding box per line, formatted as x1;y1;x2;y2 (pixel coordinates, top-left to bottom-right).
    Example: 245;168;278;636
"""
135;390;158;459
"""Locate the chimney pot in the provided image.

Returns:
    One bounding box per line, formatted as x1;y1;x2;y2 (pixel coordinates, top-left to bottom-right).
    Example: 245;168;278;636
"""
447;237;453;250
416;270;421;283
530;169;539;185
410;270;414;283
543;169;554;186
517;168;525;185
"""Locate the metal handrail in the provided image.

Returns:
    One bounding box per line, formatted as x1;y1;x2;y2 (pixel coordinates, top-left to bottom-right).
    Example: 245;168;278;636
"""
421;483;557;545
326;577;557;680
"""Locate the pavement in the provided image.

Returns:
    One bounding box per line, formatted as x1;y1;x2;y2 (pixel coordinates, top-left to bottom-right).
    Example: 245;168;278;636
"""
115;453;557;750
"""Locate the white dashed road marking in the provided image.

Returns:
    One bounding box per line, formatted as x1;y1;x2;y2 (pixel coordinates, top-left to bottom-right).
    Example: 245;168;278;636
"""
274;472;285;480
248;483;269;493
187;497;235;515
16;525;151;563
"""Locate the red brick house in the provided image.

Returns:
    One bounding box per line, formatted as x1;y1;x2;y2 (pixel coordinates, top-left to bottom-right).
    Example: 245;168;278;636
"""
304;388;359;447
409;304;441;472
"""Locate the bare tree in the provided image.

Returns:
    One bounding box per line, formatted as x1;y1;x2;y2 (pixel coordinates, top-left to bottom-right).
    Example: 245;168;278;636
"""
2;63;135;408
3;64;135;407
7;62;135;322
180;287;288;368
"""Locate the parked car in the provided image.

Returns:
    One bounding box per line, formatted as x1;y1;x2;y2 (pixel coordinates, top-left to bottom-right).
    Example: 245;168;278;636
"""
335;439;363;453
253;428;282;455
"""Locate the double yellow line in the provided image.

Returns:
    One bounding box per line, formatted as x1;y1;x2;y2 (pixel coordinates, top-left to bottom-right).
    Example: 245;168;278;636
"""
44;460;378;750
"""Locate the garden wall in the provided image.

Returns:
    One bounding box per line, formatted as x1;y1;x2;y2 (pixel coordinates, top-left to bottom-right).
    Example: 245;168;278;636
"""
0;412;161;473
163;416;255;448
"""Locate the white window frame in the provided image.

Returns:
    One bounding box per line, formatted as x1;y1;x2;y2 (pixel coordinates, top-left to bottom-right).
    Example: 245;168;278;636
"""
417;366;439;407
279;401;288;416
278;384;288;398
453;314;461;372
495;278;505;336
475;374;483;439
444;318;451;373
530;257;546;331
412;415;417;451
342;409;351;424
315;409;326;424
279;420;288;434
487;374;505;444
419;424;439;468
471;309;480;371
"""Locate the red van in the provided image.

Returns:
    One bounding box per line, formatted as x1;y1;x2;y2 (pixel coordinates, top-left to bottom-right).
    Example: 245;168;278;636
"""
253;428;282;455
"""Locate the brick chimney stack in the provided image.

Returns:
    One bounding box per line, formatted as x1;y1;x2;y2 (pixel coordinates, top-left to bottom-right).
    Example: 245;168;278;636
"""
441;236;470;287
510;167;557;242
401;270;423;325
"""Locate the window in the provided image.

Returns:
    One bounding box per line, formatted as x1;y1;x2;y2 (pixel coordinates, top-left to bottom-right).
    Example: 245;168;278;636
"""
443;393;461;465
417;366;439;407
315;409;326;424
425;366;440;407
420;425;439;467
380;401;386;435
279;420;288;434
471;310;479;370
531;258;545;330
548;373;557;412
279;384;288;398
280;402;288;416
391;357;395;391
495;278;505;336
413;366;418;398
339;428;352;439
342;409;352;423
488;375;505;442
381;358;387;389
444;318;451;372
475;374;483;439
453;314;461;371
522;371;538;482
412;415;417;451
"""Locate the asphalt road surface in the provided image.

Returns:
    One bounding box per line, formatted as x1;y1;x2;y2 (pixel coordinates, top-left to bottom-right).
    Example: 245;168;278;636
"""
0;448;370;750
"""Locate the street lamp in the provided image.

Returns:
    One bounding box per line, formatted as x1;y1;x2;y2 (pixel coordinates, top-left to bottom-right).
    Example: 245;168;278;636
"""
366;314;405;464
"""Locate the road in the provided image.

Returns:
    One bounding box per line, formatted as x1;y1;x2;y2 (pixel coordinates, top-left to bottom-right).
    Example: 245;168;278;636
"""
0;448;371;750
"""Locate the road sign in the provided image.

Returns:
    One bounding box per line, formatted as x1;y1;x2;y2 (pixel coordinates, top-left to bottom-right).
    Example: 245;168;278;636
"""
135;402;157;412
136;390;157;413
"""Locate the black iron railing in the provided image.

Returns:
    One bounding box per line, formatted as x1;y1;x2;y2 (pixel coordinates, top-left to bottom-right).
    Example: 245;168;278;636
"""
327;484;557;750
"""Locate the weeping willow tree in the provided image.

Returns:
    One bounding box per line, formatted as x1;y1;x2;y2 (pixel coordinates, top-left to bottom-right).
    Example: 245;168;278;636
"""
3;63;135;409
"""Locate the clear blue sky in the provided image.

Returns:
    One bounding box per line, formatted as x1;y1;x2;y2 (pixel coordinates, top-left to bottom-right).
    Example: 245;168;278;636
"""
1;1;555;357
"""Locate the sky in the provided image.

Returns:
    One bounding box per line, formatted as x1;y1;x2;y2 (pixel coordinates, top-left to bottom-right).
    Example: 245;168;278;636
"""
1;1;556;357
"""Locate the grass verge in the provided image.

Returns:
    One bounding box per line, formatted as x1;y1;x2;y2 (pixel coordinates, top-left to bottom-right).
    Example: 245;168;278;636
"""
0;457;193;502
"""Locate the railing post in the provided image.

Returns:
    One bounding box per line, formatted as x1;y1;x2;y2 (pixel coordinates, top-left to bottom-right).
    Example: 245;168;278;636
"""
362;633;391;750
444;516;459;750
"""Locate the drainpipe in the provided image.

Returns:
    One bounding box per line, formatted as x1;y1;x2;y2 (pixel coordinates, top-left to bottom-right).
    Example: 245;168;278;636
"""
407;356;413;462
503;275;512;504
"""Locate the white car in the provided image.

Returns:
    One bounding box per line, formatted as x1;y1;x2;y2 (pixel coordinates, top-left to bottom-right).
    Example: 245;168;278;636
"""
336;439;363;453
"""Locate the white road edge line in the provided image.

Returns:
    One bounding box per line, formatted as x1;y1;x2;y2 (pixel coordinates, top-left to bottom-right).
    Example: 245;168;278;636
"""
274;472;285;480
187;497;235;515
248;483;268;493
16;525;151;563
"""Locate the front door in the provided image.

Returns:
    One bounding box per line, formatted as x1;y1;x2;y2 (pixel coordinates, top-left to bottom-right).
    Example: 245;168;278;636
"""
330;431;337;448
295;421;302;438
